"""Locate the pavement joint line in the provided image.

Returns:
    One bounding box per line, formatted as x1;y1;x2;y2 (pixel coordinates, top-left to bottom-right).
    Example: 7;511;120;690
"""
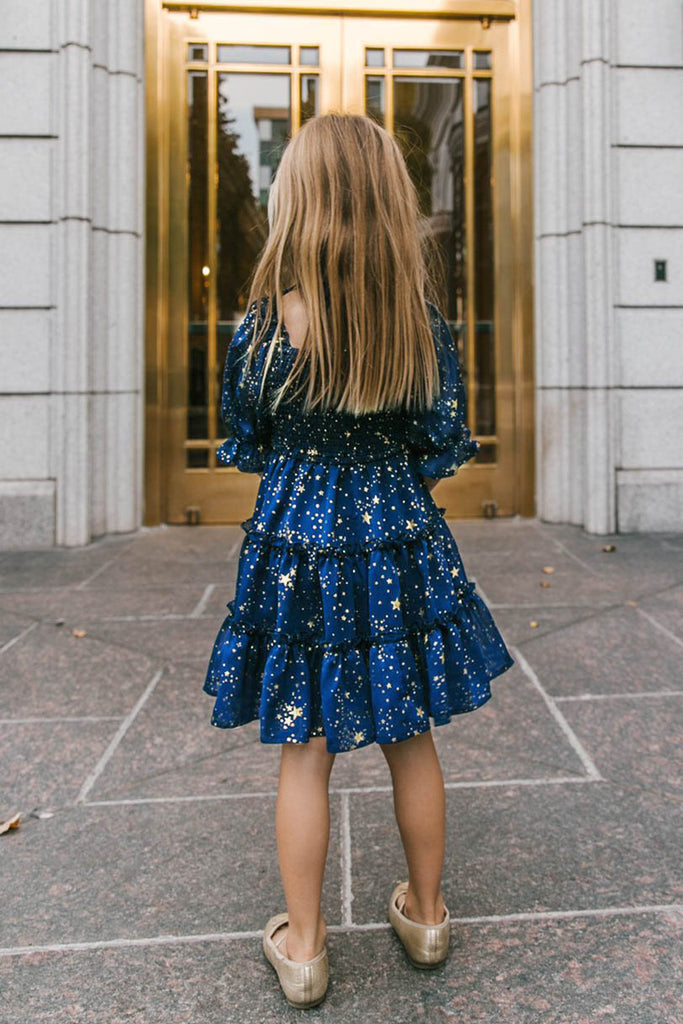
0;619;38;654
190;584;216;618
227;536;244;559
635;606;683;650
340;791;354;926
0;715;124;724
530;521;604;578
74;553;129;589
1;903;679;958
75;668;165;804
81;776;598;808
485;601;616;609
555;690;683;701
509;645;603;780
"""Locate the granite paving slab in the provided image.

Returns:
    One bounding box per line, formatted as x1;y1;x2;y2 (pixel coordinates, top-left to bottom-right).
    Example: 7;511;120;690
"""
1;520;681;1022
349;781;682;924
80;554;241;590
0;535;135;592
0;797;342;948
533;523;683;598
0;607;35;646
0;911;678;1024
490;605;602;643
0;719;118;811
122;524;243;562
86;661;584;802
516;604;683;697
469;560;620;607
637;583;683;642
0;621;159;718
558;694;683;800
0;584;211;622
62;615;223;667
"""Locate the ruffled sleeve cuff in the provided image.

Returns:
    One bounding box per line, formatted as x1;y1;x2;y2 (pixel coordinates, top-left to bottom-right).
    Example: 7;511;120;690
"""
216;436;268;474
413;435;480;480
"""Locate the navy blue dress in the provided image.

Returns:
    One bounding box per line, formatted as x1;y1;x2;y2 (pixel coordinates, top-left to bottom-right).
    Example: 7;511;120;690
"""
202;296;514;753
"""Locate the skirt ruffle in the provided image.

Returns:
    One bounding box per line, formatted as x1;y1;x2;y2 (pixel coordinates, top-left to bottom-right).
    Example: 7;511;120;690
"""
203;482;514;753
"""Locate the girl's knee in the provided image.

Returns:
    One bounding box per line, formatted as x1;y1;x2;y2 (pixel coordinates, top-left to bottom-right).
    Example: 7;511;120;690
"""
379;729;434;763
281;735;335;765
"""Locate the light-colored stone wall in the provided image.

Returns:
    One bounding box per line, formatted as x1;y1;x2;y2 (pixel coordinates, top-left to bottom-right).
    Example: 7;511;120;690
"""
0;0;145;548
1;0;680;545
533;0;683;532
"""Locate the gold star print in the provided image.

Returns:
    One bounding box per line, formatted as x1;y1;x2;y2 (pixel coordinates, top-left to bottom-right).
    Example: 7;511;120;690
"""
362;511;372;524
416;707;425;717
372;495;380;505
307;619;315;629
353;730;365;743
279;570;295;588
406;519;416;530
449;398;459;411
450;565;460;577
291;706;303;719
391;598;401;610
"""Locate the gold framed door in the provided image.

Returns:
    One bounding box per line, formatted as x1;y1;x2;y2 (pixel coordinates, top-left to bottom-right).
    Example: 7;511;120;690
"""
342;16;522;518
145;2;533;525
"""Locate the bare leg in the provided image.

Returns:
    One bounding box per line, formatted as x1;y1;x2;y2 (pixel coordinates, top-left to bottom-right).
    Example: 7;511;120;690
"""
274;736;336;961
380;730;447;925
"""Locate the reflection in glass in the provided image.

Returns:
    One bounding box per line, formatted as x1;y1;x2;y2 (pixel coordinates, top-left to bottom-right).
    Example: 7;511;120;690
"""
365;47;384;67
217;44;291;64
393;77;466;358
474;444;496;464
365;76;385;126
300;74;319;125
186;448;209;468
300;46;319;66
188;43;208;62
393;49;464;69
473;50;492;70
187;71;209;440
473;78;495;436
215;72;291;433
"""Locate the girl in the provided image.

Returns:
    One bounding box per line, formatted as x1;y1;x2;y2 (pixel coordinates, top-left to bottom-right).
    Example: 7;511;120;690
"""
202;112;514;1009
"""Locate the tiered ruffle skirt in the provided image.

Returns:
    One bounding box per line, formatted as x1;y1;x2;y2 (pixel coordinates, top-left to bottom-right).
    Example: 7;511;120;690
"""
203;451;514;753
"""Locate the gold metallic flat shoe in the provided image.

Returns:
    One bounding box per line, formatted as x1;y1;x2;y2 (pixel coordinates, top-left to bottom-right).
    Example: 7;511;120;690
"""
262;912;329;1008
388;881;451;969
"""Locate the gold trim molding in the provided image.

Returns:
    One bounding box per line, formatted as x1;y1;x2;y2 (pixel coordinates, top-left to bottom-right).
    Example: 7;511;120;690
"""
161;2;517;20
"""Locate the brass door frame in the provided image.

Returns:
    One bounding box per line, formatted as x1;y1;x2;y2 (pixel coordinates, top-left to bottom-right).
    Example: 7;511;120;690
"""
144;0;534;525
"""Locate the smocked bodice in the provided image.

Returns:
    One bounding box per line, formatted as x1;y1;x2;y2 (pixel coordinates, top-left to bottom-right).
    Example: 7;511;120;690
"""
216;297;479;479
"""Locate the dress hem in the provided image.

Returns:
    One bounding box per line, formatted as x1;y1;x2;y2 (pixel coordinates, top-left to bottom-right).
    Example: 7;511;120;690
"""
203;671;508;754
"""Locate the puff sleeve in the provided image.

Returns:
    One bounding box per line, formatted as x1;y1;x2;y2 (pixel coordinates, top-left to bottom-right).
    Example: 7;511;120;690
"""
407;302;480;479
216;301;271;474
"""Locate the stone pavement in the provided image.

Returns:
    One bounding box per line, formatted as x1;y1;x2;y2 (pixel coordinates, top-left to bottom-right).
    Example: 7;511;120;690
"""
0;517;681;1024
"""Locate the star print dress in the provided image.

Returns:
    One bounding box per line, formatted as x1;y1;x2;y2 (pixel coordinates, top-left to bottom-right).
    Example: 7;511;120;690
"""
202;296;514;753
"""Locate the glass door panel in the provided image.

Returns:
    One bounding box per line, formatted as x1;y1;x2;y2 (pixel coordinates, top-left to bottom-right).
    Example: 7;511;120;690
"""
343;17;516;516
157;8;523;523
164;11;341;523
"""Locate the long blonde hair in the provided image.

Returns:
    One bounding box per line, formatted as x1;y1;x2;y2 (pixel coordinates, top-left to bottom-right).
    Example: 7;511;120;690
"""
243;112;444;417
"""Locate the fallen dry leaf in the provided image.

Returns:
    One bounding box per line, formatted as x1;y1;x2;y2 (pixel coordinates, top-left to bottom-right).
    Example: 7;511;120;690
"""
0;811;21;835
626;600;638;607
601;544;617;552
540;581;551;588
72;628;87;638
529;620;539;628
542;566;555;575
